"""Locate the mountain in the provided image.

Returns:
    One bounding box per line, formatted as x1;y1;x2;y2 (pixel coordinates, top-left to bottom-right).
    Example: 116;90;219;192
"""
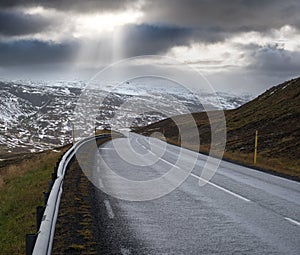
0;79;251;157
134;77;300;179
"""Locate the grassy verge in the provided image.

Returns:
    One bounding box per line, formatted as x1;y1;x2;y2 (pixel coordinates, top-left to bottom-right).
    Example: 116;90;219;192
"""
166;137;300;180
53;137;111;254
0;148;67;254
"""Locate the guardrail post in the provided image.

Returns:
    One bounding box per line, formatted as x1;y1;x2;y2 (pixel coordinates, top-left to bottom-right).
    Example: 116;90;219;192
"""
43;192;49;206
26;234;36;255
36;206;45;232
48;180;54;192
54;165;58;176
52;172;57;181
30;135;110;254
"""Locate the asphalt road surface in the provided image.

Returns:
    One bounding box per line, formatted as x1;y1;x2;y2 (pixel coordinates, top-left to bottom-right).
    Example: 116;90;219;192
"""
81;132;300;254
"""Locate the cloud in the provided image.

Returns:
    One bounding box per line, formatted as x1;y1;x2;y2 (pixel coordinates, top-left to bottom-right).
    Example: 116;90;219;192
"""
0;10;53;36
0;0;141;13
141;0;300;32
2;0;300;34
0;0;299;94
118;24;227;58
2;0;300;40
247;44;300;76
0;40;79;66
119;24;192;56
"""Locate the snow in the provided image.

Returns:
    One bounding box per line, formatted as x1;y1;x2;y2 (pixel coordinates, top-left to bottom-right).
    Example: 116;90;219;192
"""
0;79;251;154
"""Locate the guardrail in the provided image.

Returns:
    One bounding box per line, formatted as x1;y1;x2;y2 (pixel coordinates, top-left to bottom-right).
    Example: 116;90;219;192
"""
26;134;111;255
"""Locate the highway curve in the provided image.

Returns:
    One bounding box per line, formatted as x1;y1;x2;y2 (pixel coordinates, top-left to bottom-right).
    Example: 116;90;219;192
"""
81;132;300;254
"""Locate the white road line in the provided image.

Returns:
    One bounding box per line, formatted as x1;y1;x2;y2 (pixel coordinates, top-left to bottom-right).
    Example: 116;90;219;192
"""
98;178;104;188
148;150;178;169
120;247;131;255
285;217;300;226
160;157;180;169
191;173;251;202
141;138;250;202
136;139;147;150
104;199;115;219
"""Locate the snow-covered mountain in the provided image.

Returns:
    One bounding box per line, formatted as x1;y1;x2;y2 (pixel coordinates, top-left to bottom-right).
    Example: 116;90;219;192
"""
0;79;252;155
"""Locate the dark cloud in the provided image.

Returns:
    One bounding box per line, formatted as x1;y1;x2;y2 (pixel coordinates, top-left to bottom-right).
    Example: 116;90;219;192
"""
141;0;300;32
0;40;79;66
0;10;53;36
1;0;299;42
2;0;300;33
120;24;193;56
0;0;139;13
119;24;226;57
247;44;300;77
1;0;300;34
0;0;299;91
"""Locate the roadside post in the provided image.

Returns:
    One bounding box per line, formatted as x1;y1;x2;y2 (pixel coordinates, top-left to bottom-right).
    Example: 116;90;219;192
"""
72;123;75;144
254;130;258;165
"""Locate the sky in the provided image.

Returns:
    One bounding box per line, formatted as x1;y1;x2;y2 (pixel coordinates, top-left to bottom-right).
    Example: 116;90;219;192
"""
0;0;299;95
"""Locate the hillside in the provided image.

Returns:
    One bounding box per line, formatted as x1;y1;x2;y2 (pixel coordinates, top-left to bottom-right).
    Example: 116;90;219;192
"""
134;77;300;179
0;80;250;156
0;147;67;254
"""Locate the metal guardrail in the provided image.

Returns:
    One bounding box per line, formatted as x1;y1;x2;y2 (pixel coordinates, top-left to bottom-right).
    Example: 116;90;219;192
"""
26;134;111;255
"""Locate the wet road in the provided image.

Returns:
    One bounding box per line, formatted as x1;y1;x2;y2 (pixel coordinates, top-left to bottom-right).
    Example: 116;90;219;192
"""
83;133;300;254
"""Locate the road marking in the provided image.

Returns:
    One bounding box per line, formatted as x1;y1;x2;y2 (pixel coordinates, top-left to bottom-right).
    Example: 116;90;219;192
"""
141;138;250;202
136;139;148;150
148;150;179;168
120;247;131;255
285;217;300;226
104;199;115;219
160;157;180;169
99;148;114;150
191;173;251;202
98;178;104;188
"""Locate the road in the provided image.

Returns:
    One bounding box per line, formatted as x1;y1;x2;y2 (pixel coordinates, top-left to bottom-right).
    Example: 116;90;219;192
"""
81;132;300;254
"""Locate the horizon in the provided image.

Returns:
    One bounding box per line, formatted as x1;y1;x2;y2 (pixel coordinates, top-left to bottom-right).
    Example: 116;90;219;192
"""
0;1;299;96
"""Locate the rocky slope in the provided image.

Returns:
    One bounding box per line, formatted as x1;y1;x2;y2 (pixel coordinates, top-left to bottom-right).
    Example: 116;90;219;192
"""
0;79;251;156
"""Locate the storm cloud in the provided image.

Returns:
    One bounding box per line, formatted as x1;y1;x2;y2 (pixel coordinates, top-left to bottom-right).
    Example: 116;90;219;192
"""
122;24;205;56
2;0;299;33
248;44;300;75
118;24;229;58
0;0;299;94
0;10;53;36
141;0;300;32
0;40;78;66
0;0;139;13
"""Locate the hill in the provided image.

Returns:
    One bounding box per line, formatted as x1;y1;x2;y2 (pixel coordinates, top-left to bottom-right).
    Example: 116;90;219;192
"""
133;77;300;180
0;80;250;156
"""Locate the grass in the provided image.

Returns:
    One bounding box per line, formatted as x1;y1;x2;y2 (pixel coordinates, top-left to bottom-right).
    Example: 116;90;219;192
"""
165;136;300;180
133;78;300;180
52;136;111;254
0;148;67;254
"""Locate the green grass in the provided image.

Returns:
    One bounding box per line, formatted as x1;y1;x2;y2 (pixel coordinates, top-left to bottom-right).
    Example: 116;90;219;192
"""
0;150;65;254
